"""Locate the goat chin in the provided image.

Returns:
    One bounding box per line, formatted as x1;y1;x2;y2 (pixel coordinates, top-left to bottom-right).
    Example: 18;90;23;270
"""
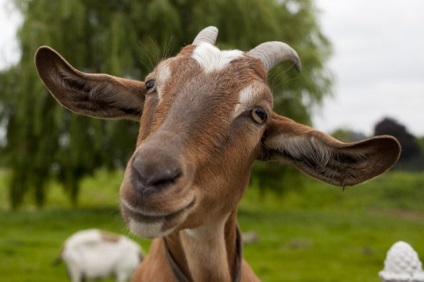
128;219;176;238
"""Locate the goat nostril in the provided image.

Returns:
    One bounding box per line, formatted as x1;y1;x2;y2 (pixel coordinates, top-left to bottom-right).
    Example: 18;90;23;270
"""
131;156;182;194
147;168;182;188
131;157;147;187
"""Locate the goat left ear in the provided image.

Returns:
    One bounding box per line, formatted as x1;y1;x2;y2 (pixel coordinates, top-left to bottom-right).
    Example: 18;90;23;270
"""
260;113;401;187
35;46;145;121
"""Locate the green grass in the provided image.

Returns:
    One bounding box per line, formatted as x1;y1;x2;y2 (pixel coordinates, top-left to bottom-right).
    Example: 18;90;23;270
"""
239;172;424;281
1;169;423;281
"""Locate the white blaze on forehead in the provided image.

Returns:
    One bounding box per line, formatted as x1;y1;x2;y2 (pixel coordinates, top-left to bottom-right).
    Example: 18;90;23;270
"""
156;62;172;102
192;42;244;73
157;64;171;83
233;84;264;118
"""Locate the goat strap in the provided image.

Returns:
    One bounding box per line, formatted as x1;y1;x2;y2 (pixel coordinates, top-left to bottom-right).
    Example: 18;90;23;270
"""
163;226;243;282
164;239;190;282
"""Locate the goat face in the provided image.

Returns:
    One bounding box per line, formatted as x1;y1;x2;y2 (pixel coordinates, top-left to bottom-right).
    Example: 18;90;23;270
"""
35;27;401;239
120;43;274;237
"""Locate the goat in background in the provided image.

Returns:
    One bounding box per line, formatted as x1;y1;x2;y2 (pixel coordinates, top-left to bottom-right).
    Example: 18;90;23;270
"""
54;229;143;282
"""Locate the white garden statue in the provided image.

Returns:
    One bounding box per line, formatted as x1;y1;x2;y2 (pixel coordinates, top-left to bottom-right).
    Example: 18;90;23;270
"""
379;241;424;282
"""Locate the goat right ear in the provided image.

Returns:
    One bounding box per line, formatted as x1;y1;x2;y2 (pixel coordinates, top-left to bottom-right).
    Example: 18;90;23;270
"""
35;46;145;121
260;113;401;187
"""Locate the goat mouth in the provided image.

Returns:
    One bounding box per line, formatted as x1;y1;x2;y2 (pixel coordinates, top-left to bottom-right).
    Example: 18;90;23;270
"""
122;198;195;222
121;199;196;238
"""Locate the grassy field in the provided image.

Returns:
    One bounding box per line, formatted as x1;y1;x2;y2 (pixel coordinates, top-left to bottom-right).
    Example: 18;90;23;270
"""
0;169;423;281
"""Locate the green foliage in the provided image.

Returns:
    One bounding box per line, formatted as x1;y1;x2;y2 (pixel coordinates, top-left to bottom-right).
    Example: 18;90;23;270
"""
417;136;424;151
0;170;423;281
0;0;332;208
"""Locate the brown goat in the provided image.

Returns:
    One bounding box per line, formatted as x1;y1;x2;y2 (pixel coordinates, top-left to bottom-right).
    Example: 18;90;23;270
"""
35;27;400;281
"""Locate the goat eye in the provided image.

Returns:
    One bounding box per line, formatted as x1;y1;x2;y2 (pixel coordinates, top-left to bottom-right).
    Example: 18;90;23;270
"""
251;108;267;124
145;80;155;91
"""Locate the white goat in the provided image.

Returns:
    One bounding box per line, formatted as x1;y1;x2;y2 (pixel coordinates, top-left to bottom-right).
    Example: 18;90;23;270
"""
56;229;143;282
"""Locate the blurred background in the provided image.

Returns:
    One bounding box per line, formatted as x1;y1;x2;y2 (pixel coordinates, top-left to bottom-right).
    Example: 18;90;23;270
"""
0;0;423;281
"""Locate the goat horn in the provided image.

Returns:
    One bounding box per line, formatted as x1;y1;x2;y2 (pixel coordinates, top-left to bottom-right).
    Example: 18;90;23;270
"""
248;41;302;72
193;26;219;46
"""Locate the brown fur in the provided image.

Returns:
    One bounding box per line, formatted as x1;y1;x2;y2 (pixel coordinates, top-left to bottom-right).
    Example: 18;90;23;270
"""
35;28;401;282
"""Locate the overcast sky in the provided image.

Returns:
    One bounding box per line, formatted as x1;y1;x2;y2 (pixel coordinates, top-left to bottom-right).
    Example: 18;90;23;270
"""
0;0;423;136
314;0;424;136
0;0;20;70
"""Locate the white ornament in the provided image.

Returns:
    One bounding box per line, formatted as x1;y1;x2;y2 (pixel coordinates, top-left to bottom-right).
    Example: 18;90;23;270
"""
379;241;424;282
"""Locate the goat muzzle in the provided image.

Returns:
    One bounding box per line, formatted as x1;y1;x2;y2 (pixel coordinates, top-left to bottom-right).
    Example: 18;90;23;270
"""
119;143;196;238
131;152;183;196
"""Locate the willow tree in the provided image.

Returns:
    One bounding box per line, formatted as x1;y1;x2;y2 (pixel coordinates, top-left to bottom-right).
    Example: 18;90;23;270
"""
0;0;332;209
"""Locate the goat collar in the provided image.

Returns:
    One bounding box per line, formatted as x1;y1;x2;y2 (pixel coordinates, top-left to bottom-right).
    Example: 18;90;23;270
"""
163;225;243;282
